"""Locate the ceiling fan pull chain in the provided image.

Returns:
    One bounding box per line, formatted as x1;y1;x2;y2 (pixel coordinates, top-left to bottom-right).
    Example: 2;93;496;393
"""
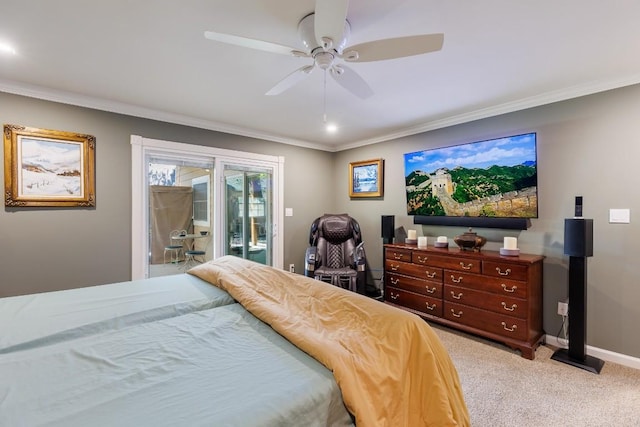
323;70;328;123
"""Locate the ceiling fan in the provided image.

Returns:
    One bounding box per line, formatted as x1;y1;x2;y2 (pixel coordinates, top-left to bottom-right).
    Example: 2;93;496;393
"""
204;0;444;99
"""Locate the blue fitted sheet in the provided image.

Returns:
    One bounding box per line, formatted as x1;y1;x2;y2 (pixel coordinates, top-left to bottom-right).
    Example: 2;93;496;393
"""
0;274;235;353
0;303;353;427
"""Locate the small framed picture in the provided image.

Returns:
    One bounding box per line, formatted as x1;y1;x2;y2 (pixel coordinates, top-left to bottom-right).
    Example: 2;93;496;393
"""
349;158;384;198
4;124;96;207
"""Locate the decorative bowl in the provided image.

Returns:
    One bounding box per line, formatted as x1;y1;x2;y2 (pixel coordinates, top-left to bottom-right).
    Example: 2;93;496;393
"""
200;231;208;236
453;228;487;251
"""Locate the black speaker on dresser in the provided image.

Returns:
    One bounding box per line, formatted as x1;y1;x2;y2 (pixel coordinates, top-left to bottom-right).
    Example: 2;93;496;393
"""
381;215;395;244
551;218;604;374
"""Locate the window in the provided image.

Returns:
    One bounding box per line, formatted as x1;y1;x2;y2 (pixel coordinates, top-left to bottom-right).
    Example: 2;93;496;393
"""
192;175;210;227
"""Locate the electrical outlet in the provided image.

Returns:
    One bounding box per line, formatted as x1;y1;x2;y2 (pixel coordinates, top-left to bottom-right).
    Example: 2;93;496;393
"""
557;301;569;316
289;264;295;273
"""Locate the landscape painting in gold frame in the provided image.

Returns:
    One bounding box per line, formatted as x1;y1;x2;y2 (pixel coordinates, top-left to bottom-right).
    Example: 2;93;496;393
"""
349;158;384;198
4;124;96;207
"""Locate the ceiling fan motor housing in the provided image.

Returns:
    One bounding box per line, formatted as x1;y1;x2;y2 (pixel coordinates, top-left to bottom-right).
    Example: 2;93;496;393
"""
298;13;351;53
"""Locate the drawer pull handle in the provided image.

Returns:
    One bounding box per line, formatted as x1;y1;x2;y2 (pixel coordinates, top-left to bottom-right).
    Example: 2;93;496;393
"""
460;262;473;270
393;253;404;260
501;322;517;332
390;277;399;285
425;271;436;279
391;264;400;271
451;309;463;318
496;267;512;276
501;284;518;293
425;302;436;311
417;255;428;263
451;275;463;283
501;302;517;311
425;286;436;294
390;292;400;300
451;291;463;300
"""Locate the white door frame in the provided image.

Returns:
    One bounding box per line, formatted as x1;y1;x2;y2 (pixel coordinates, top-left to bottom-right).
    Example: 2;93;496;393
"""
131;135;284;280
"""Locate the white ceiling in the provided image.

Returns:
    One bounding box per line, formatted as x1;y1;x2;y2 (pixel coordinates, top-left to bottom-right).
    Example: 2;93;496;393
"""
1;0;639;152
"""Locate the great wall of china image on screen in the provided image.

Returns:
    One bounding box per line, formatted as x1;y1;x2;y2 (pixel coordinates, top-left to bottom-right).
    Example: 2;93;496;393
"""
404;133;538;218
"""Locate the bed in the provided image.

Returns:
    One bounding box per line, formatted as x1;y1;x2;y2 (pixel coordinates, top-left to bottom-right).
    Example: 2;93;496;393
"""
0;256;469;426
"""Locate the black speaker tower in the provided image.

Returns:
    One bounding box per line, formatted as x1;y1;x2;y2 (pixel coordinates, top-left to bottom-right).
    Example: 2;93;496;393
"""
551;216;604;374
381;215;395;244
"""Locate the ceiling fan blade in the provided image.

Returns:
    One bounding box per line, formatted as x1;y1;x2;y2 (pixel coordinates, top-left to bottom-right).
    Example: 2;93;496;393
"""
343;33;444;62
265;65;315;96
330;65;373;99
314;0;349;48
204;30;301;56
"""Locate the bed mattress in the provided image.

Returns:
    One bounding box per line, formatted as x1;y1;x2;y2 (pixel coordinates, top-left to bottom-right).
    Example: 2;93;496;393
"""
0;274;235;353
0;303;353;426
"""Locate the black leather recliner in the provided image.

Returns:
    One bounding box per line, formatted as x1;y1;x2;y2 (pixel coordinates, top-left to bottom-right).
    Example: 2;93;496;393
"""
304;213;366;294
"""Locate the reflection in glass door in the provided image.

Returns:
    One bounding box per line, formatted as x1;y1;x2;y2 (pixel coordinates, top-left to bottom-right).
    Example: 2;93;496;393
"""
224;166;272;265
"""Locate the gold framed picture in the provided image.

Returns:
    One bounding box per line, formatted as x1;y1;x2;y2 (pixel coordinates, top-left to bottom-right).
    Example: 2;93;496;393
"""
349;158;384;198
3;124;96;207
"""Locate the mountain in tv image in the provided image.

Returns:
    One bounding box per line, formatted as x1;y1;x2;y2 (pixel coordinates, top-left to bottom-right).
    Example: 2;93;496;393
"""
404;133;538;218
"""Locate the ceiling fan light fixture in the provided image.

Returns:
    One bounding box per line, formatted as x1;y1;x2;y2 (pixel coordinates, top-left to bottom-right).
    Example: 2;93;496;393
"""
314;51;335;70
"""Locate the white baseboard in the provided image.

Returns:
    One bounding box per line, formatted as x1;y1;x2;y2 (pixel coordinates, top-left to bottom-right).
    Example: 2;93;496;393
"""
545;335;640;370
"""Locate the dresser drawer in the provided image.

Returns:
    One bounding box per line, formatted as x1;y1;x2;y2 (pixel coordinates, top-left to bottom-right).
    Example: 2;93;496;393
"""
444;270;527;299
385;248;412;262
444;284;527;319
386;287;443;317
413;251;481;273
483;260;528;281
388;261;443;282
444;301;527;341
386;273;442;298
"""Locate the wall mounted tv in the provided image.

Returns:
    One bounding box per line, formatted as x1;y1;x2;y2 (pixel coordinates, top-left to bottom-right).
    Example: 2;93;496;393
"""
404;132;537;230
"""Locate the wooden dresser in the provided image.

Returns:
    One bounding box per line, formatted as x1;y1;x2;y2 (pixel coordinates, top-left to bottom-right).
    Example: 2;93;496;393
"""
384;243;544;359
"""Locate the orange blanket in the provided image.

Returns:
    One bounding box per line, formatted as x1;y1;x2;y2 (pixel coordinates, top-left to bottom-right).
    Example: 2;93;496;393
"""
189;256;469;427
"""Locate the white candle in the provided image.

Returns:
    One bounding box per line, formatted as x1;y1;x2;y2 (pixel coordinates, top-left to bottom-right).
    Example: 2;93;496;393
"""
504;237;518;250
437;236;448;243
417;236;428;248
407;229;417;240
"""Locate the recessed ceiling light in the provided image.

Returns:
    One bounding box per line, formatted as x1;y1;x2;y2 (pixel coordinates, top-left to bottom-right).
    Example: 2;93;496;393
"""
0;42;16;55
326;123;337;133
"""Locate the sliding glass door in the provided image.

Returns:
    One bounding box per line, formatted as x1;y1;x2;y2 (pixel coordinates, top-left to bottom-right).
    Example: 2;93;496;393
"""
224;165;272;265
131;135;284;280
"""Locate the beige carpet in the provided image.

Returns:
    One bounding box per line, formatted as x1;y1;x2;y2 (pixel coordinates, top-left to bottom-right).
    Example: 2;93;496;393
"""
431;325;640;426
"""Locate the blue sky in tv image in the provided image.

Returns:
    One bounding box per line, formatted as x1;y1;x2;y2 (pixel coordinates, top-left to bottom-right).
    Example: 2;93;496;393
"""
403;133;537;174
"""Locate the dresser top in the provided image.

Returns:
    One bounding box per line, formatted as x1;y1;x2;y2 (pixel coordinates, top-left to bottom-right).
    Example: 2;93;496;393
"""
384;243;545;264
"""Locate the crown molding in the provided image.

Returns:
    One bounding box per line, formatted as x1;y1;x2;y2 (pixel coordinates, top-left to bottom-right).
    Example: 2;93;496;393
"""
337;74;640;152
3;74;640;154
0;79;331;152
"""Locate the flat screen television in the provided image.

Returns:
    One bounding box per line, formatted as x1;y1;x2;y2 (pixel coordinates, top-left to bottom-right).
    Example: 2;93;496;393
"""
404;132;537;229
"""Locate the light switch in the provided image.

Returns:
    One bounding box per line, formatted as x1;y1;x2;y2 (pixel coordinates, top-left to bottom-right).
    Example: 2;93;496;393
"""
285;208;293;217
609;209;630;223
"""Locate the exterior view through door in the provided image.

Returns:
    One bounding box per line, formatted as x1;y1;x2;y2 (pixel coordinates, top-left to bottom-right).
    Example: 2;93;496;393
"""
147;160;273;278
224;166;272;266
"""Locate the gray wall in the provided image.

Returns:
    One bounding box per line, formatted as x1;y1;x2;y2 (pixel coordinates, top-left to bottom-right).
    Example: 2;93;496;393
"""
335;84;640;359
0;91;333;297
2;84;639;359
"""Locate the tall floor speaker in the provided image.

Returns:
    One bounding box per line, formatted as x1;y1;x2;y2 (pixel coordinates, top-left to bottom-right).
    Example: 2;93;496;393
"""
551;218;604;373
